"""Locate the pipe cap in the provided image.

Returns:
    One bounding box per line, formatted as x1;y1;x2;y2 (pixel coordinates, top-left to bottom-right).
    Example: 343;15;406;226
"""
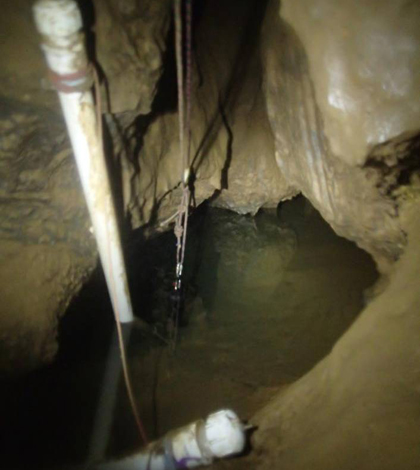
33;0;82;37
204;410;246;458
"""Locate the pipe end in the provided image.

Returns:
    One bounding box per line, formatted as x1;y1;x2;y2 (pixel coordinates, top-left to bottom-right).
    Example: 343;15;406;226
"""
205;410;246;458
33;0;82;37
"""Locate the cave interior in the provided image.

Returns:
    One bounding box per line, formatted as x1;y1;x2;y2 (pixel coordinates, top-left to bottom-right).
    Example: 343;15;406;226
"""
1;0;420;469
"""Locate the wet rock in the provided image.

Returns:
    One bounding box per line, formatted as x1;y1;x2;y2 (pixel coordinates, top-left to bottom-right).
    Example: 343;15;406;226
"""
0;242;93;374
281;0;420;166
261;0;420;269
188;296;208;328
0;0;49;105
252;199;420;470
94;0;171;114
125;0;296;229
0;99;96;374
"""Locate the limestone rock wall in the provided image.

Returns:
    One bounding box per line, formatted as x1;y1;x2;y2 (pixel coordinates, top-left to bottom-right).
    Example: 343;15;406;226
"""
125;0;295;230
248;2;420;466
0;99;95;373
126;0;420;268
261;0;420;269
281;0;420;166
252;199;420;470
94;0;171;114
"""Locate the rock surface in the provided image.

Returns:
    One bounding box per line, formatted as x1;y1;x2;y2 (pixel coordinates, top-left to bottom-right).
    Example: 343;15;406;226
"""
125;0;295;229
0;98;96;373
94;0;171;114
206;209;297;295
281;0;420;166
252;197;420;470
261;0;420;269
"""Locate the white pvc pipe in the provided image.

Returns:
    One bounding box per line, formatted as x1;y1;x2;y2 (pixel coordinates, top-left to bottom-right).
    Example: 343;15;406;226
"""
88;325;133;464
99;409;246;470
33;0;134;322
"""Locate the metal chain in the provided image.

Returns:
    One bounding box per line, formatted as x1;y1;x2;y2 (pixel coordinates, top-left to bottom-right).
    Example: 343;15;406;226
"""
170;0;193;351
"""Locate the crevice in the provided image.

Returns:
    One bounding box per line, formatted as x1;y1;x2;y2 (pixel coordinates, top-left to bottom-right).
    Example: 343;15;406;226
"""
364;131;420;197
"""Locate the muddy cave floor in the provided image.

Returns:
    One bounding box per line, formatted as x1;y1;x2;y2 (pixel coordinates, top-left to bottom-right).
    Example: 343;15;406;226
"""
1;198;378;469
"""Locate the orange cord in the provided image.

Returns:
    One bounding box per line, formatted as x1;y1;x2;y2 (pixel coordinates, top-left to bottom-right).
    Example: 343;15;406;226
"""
93;67;148;446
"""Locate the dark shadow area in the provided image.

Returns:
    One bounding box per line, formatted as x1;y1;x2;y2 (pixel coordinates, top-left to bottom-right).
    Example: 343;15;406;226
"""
126;201;209;325
219;100;234;189
364;130;420;194
0;266;119;469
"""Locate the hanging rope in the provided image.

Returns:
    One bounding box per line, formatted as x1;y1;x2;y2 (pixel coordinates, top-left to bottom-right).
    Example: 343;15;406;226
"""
169;0;193;351
174;0;186;184
185;0;193;170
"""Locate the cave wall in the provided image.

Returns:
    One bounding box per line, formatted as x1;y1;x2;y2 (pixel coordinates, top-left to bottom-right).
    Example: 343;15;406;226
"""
0;96;95;372
261;0;420;270
281;0;420;167
249;1;420;467
124;0;295;230
125;0;420;268
94;0;171;115
253;198;420;470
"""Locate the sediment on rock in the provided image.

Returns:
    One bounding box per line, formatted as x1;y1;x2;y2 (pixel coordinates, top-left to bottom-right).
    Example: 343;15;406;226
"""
124;0;296;230
252;200;420;470
260;0;420;270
